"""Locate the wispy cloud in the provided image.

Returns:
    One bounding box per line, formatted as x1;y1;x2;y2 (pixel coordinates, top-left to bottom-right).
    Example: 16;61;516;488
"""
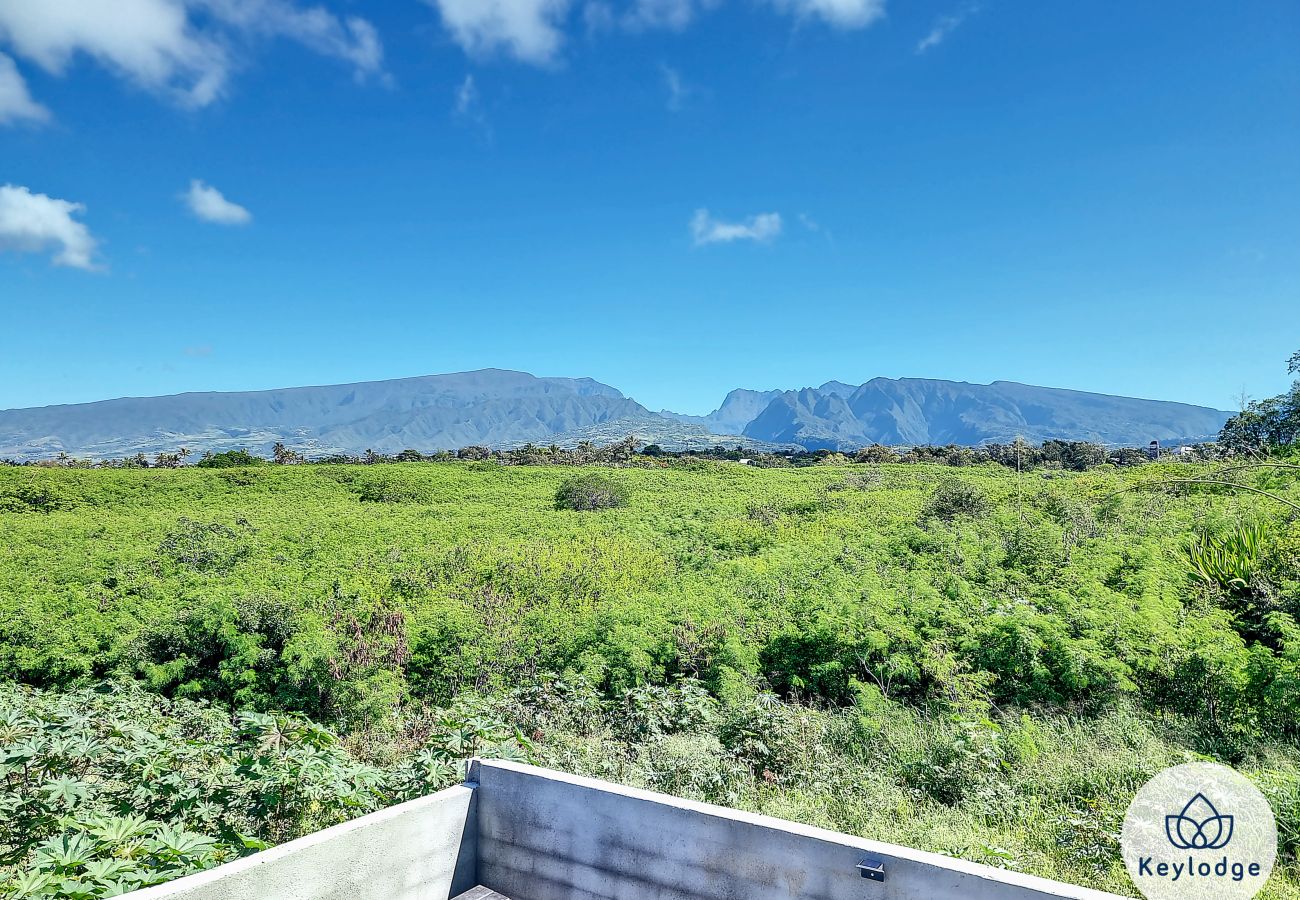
452;72;492;138
427;0;885;67
798;212;833;243
587;0;720;33
691;209;783;246
661;64;690;111
0;183;100;270
184;180;252;225
0;0;384;109
916;4;977;53
765;0;887;29
201;0;385;81
455;72;480;116
0;52;49;125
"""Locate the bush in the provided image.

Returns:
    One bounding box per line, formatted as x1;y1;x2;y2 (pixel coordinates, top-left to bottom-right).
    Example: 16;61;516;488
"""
923;478;991;521
903;718;1010;808
554;473;627;511
355;476;433;504
125;597;304;709
0;480;81;513
156;518;255;574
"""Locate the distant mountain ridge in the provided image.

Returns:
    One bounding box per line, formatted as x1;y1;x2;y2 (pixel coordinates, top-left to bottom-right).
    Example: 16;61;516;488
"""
676;377;1232;451
0;369;771;461
0;369;1232;461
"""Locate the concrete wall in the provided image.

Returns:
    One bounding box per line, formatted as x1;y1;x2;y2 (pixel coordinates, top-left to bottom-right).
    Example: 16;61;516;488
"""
122;783;478;900
472;760;1125;900
118;759;1126;900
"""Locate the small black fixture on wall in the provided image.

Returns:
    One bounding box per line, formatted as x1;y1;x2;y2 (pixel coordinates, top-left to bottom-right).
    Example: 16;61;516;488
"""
857;857;886;882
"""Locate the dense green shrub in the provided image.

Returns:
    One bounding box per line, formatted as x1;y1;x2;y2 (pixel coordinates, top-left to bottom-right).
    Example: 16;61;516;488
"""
0;481;82;514
923;477;991;520
554;473;628;510
125;597;303;709
156;518;255;574
903;718;1009;807
355;475;434;504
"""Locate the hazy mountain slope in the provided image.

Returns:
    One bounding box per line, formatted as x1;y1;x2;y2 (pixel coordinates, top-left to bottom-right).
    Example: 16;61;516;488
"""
738;378;1232;449
743;389;861;448
661;388;784;435
0;370;655;460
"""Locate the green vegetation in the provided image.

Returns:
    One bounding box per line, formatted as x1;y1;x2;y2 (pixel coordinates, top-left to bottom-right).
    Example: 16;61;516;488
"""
2;455;1299;897
0;682;527;898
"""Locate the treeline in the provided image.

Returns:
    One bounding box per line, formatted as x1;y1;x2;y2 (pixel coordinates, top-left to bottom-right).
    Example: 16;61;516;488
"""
4;436;1219;472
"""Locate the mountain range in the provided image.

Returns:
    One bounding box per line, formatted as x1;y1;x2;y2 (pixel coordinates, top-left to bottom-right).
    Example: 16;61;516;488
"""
0;369;1232;461
670;378;1232;450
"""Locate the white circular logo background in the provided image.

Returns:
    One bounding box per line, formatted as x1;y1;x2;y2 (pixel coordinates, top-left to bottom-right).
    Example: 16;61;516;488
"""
1122;762;1276;899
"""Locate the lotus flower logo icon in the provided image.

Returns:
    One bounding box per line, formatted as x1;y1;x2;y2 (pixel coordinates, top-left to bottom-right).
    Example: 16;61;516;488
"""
1165;793;1234;850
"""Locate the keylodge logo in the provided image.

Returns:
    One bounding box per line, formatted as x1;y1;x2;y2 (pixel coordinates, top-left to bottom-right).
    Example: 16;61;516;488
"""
1165;793;1234;851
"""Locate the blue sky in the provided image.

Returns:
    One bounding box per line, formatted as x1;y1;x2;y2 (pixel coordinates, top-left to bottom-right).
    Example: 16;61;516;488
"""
1;0;1297;416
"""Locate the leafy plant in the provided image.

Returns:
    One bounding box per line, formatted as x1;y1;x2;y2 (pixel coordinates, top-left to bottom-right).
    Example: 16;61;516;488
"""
1188;522;1264;593
0;683;531;899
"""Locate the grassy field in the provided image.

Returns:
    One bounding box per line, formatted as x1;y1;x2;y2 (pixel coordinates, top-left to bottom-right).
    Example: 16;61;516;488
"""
2;459;1299;896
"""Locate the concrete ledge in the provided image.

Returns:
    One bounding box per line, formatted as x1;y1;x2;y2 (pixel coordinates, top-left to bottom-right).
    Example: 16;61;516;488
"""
473;760;1125;900
117;760;1128;900
121;783;477;900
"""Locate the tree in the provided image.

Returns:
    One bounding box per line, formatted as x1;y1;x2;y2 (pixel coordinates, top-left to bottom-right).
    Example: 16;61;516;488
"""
854;445;895;464
195;449;264;468
1219;348;1300;454
272;443;305;465
1110;447;1149;467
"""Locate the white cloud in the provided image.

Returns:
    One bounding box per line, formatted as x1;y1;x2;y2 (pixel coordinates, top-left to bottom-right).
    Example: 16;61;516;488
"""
184;179;252;225
0;0;226;106
424;0;572;65
691;209;783;246
0;184;100;270
916;5;975;53
0;0;383;109
766;0;887;29
0;53;50;124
